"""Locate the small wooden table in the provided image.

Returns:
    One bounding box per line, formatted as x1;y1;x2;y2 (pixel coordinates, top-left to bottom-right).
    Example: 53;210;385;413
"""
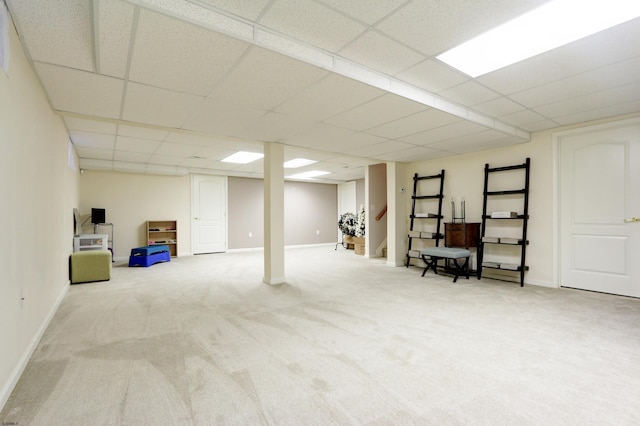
445;222;480;278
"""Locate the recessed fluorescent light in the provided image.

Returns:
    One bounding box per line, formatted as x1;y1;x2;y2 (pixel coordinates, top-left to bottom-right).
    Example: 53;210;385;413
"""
287;170;330;179
437;0;640;77
221;151;264;164
283;158;318;168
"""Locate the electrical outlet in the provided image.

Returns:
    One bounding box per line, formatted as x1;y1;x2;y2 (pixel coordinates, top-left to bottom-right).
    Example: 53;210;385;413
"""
248;232;252;238
316;230;320;235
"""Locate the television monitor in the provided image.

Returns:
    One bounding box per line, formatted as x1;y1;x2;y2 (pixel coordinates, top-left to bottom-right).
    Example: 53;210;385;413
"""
91;208;106;224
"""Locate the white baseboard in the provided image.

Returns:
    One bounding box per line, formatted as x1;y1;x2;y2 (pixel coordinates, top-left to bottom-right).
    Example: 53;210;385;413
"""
0;280;70;411
227;243;334;253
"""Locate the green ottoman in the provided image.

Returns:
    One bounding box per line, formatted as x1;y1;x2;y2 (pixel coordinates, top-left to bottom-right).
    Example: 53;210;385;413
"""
70;250;112;284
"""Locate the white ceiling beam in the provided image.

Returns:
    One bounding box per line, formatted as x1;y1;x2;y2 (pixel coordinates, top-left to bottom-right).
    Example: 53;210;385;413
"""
122;0;530;142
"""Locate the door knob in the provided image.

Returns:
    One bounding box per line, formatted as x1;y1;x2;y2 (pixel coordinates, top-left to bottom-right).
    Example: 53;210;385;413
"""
624;217;640;223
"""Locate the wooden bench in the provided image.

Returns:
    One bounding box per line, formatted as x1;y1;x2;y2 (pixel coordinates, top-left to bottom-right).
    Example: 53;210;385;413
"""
420;247;471;283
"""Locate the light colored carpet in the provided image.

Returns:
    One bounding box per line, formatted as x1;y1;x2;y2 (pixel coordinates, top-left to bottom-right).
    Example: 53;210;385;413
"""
2;245;639;425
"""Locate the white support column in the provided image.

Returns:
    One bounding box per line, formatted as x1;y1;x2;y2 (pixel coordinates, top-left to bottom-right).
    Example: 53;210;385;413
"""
386;162;408;267
263;143;286;285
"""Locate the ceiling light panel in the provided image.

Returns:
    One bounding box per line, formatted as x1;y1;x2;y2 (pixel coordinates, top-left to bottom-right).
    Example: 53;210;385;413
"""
283;158;317;168
221;151;264;164
437;0;640;77
287;170;330;179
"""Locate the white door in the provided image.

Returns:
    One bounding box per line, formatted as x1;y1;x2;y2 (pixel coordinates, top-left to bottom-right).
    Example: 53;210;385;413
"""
559;120;640;297
338;181;356;239
191;175;227;254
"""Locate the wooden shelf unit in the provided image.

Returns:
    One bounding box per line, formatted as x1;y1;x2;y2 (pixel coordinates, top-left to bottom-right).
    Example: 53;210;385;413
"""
147;220;177;257
478;158;531;286
406;171;445;267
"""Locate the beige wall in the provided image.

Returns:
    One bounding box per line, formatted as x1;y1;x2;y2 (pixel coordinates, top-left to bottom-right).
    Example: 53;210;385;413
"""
79;174;338;254
0;17;79;407
228;177;338;249
366;164;387;257
228;177;264;249
79;171;192;258
284;180;337;246
407;112;640;286
407;133;553;286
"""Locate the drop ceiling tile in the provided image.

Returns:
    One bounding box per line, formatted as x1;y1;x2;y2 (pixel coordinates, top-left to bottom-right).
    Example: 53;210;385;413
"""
284;147;334;162
130;9;250;96
233;111;315;142
70;131;116;150
179;157;216;169
395;59;468;93
115;136;162;153
146;164;184;175
117;125;168;141
519;119;560;132
344;140;415;157
275;74;385;121
64;117;117;134
553;99;640;126
510;56;640;109
478;17;640;95
35;62;123;119
366;108;460;139
259;0;366;52
426;130;516;153
74;147;114;160
192;145;241;161
316;0;407;25
326;155;379;166
166;132;231;146
400;120;487;146
375;0;547;56
439;81;500;107
79;158;114;170
114;151;153;163
122;82;204;128
533;82;640;120
339;31;424;75
473;97;526;118
147;154;187;166
154;142;201;157
499;109;548;127
376;146;448;162
281;123;355;149
196;0;272;20
324;94;426;131
208;47;328;110
113;161;147;173
9;0;94;71
98;0;135;78
184;98;267;136
321;132;388;153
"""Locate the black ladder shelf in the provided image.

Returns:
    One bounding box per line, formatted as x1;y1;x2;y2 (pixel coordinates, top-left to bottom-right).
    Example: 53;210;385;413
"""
478;158;530;286
406;170;445;267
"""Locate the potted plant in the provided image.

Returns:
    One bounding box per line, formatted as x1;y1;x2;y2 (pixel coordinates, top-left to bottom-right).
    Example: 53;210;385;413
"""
352;206;365;254
338;212;357;247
